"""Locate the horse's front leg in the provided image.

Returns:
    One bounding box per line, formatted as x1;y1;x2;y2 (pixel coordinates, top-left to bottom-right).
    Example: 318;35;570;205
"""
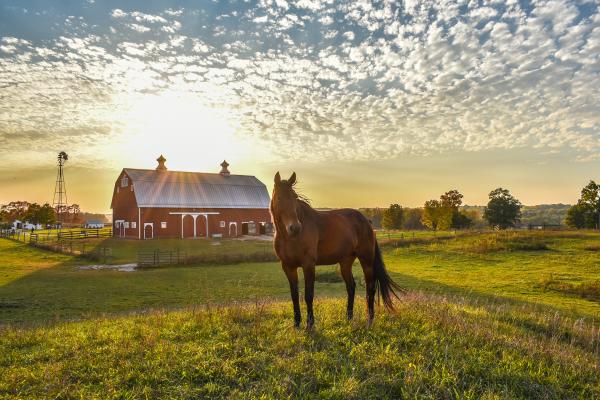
283;265;301;328
340;257;356;321
303;264;316;330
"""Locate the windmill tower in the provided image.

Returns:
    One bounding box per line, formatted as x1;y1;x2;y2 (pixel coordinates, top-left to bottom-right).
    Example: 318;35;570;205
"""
52;151;69;226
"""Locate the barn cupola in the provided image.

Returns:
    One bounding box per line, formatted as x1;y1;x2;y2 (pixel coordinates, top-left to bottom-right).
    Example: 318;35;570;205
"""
220;160;230;177
156;155;167;171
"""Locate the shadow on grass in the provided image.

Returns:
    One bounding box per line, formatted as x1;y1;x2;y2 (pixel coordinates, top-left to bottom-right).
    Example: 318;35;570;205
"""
389;271;600;355
1;237;599;339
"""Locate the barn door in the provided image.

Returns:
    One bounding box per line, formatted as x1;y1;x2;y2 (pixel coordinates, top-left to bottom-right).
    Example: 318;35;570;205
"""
196;215;207;238
229;223;237;237
144;223;153;239
182;215;194;238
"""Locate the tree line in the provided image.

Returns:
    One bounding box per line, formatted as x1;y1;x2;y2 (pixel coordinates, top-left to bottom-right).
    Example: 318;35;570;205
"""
0;201;106;229
0;201;57;228
363;187;523;231
364;181;600;231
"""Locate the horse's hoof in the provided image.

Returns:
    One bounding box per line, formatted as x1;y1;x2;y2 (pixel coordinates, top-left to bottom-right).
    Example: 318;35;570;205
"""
306;318;315;331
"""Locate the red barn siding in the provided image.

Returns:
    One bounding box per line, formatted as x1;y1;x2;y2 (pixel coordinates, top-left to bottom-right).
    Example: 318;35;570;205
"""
111;171;140;239
137;207;271;239
110;165;272;240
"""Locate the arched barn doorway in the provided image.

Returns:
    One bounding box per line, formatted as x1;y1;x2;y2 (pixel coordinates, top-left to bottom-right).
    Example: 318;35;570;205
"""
196;215;207;238
229;222;238;237
183;215;195;238
144;223;153;239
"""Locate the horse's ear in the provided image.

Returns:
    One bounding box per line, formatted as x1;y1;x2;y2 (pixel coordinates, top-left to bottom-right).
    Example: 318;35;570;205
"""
289;172;296;185
274;171;281;185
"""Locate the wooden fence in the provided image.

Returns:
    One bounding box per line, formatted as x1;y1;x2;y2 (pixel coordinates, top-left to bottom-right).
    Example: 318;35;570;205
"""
137;249;188;268
0;228;112;243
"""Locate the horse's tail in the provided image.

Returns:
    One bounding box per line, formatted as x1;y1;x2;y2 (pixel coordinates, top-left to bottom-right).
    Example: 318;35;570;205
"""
373;240;404;310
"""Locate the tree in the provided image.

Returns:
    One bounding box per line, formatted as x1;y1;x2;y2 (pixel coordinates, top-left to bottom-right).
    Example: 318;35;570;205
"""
402;208;425;230
440;189;472;229
483;188;522;229
24;203;42;223
422;200;452;231
461;209;484;229
360;208;383;229
440;190;463;209
1;201;30;221
382;204;403;230
565;204;587;229
452;211;473;229
37;203;56;226
566;181;600;229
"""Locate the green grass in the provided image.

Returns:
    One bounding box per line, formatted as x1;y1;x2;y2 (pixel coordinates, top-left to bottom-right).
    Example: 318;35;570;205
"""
0;239;342;324
2;231;600;323
2;231;600;398
86;236;275;264
1;296;598;399
384;230;600;319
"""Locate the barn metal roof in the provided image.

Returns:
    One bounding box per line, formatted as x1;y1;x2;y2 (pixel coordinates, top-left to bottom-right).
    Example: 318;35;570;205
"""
121;168;271;209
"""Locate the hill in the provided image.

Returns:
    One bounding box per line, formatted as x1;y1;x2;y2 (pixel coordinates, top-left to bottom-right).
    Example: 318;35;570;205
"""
1;296;598;399
520;204;571;226
1;231;600;398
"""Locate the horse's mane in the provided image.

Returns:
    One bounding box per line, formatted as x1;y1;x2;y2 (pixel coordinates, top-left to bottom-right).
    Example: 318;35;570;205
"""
289;180;312;207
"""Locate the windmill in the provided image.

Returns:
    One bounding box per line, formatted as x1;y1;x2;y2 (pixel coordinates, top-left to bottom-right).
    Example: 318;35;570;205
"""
52;151;69;227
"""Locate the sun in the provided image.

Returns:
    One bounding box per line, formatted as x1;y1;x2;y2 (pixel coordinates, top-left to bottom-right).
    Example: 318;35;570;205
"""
117;90;251;172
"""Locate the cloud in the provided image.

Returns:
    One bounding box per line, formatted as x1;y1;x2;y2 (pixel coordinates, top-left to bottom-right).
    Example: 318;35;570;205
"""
0;0;599;168
319;15;334;25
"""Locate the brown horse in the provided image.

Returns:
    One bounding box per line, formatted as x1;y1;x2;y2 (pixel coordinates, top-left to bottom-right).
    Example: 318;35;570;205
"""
270;172;402;329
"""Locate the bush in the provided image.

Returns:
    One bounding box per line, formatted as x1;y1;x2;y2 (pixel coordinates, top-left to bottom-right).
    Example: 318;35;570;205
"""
539;275;600;302
463;233;549;253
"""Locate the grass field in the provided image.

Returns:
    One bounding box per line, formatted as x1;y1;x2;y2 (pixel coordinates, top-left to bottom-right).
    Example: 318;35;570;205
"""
1;231;600;398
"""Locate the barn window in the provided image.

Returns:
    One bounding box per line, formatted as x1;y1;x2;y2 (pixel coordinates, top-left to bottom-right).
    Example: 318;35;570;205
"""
131;222;137;229
124;222;129;229
161;222;167;229
121;176;129;187
220;221;226;228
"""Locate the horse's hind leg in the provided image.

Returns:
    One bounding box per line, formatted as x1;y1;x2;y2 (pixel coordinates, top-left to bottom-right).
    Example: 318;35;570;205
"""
359;256;376;325
340;257;356;320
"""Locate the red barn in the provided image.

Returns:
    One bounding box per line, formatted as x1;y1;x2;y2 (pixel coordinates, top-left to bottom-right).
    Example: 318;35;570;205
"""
111;156;272;239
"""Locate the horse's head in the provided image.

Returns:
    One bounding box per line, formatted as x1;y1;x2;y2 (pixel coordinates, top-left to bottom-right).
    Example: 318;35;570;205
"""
271;171;302;236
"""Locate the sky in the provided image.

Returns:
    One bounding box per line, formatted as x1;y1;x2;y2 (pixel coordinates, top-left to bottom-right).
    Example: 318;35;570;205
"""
0;0;599;212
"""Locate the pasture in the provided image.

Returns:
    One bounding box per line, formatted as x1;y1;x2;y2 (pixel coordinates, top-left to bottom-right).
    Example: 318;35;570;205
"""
1;231;600;398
